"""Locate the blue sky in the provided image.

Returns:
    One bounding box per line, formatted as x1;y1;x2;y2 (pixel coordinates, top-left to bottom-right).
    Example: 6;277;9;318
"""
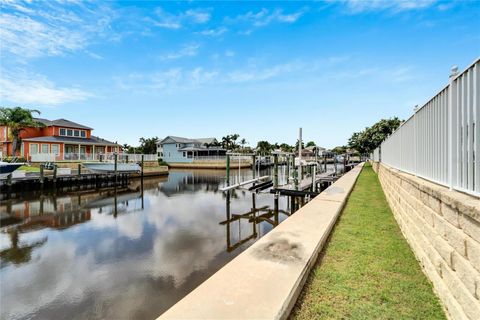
1;0;479;148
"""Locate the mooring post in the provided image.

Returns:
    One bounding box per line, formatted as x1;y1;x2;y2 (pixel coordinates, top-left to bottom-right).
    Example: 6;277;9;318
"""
126;154;129;163
324;155;327;172
311;164;316;191
40;164;44;188
293;164;299;190
78;163;81;177
286;155;290;183
53;165;57;184
226;154;230;186
334;155;337;176
226;191;231;249
6;173;12;193
252;155;256;179
273;154;279;188
141;154;144;179
114;153;118;186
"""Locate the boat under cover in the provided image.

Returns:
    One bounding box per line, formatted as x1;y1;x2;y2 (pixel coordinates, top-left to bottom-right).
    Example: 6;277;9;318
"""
0;162;24;179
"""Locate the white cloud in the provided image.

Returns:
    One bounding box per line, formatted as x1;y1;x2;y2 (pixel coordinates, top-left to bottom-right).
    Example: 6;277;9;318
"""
225;50;235;57
0;0;116;59
185;8;211;23
114;67;219;93
197;27;228;37
228;61;303;83
335;0;439;13
0;70;90;105
232;8;306;28
150;7;211;29
160;44;200;60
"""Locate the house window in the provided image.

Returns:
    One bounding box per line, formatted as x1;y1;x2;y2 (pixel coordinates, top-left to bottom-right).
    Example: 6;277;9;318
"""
67;129;73;136
80;131;86;138
183;152;186;157
60;128;66;136
41;144;49;153
52;144;60;155
30;144;39;154
74;130;80;137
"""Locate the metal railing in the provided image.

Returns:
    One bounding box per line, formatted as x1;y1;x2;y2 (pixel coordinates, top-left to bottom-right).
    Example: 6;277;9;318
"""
372;58;479;197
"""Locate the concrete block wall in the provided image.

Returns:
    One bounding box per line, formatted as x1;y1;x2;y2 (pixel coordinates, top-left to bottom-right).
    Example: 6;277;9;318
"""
372;162;480;320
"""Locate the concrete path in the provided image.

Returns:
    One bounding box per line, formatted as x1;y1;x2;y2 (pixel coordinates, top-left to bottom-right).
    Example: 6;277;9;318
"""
158;163;364;320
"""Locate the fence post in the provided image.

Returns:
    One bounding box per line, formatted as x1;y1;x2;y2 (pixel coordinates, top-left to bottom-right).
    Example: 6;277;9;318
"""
414;105;419;176
448;65;458;190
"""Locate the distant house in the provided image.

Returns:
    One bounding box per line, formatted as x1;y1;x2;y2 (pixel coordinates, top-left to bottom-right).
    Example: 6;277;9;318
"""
0;118;121;161
158;136;226;163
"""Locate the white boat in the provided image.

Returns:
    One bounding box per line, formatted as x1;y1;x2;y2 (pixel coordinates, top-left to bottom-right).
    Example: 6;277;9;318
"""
82;162;141;174
0;161;24;179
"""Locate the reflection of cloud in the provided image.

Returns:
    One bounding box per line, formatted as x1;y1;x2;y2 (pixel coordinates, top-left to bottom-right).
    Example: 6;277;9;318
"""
117;213;144;240
0;177;284;319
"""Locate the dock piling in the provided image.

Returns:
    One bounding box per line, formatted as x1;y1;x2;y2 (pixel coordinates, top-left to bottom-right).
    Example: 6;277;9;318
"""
114;153;118;185
40;165;44;188
273;154;279;188
226;154;230;186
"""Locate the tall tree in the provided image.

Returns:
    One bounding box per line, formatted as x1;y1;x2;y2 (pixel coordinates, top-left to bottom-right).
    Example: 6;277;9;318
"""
240;138;247;149
306;141;316;148
256;140;273;155
0;107;45;155
295;139;305;151
139;137;159;154
279;143;293;152
348;117;402;154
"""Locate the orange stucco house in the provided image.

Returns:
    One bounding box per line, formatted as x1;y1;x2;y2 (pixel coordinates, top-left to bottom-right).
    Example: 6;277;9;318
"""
0;118;121;161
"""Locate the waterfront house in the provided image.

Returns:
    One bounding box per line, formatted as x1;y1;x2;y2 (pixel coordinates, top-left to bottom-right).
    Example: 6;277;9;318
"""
0;118;121;162
159;136;226;163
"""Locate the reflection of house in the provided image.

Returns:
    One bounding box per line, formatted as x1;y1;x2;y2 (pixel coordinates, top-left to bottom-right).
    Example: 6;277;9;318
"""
159;171;223;196
1;195;92;230
0;118;121;161
158;136;226;163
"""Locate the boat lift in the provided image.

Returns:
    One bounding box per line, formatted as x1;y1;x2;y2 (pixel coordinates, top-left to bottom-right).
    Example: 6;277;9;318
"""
219;152;271;192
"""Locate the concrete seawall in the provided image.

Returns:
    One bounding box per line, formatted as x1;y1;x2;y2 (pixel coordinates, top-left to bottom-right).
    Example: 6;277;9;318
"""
158;163;364;319
372;161;480;320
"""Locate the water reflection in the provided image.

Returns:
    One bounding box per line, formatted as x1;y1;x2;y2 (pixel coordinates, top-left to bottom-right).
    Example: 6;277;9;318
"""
222;192;290;252
0;169;287;320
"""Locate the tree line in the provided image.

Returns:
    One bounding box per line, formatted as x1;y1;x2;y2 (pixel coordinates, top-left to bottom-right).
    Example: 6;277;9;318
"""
1;107;402;157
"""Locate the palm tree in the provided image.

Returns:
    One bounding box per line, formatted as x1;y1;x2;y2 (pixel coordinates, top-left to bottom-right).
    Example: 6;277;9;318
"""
0;107;45;155
240;138;247;150
221;135;232;150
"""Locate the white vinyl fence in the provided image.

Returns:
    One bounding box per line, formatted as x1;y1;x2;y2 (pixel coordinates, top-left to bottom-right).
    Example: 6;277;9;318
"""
372;58;479;197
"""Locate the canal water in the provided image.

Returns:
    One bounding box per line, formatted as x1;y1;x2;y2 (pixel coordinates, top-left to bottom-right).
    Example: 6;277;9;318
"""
1;168;294;320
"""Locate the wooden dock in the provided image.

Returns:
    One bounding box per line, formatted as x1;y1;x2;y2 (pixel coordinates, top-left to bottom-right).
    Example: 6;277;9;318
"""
270;171;338;197
1;172;131;194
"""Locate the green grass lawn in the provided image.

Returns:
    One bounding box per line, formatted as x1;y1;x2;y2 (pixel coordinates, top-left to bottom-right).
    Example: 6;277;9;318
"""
18;165;40;172
291;163;446;320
